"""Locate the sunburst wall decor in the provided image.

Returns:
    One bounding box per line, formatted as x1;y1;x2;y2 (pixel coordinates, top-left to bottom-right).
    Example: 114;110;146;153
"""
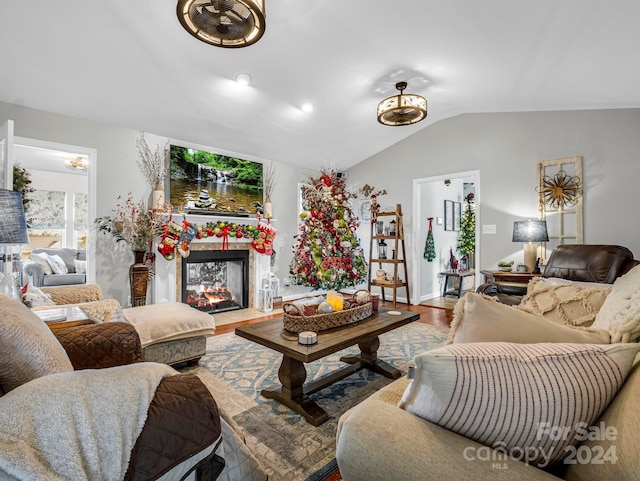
537;170;582;207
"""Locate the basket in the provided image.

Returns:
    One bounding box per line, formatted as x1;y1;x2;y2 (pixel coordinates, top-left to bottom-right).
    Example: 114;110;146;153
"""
282;290;373;333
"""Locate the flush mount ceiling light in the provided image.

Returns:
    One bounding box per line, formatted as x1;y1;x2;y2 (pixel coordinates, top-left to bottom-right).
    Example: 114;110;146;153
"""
65;157;88;171
377;81;427;126
177;0;266;48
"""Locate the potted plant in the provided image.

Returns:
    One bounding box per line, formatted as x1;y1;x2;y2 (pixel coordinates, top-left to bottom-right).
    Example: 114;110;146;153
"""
95;194;163;306
497;260;514;272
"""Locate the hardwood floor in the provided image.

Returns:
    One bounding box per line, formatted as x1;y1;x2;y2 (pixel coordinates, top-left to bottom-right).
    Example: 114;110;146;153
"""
214;300;452;335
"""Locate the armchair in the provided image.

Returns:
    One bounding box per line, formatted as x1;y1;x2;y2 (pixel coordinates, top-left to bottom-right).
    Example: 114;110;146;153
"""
0;293;224;480
477;244;639;304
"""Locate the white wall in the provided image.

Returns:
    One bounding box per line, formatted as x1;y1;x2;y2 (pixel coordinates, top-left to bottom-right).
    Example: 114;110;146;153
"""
348;108;640;295
0;101;316;306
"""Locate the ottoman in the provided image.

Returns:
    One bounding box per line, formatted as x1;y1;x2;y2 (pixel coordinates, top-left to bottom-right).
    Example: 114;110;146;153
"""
122;302;216;366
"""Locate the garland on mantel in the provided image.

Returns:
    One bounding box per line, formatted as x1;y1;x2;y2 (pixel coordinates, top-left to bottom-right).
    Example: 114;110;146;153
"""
157;214;276;260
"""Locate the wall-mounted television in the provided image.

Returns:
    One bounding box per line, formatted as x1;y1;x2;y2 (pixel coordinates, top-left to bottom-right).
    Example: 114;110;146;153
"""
169;145;263;217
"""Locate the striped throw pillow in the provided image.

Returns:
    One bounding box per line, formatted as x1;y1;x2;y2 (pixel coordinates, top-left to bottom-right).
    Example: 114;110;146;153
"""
399;342;640;467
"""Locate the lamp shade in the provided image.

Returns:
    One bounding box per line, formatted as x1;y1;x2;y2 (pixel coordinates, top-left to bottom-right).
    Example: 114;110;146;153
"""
512;220;549;243
0;189;30;245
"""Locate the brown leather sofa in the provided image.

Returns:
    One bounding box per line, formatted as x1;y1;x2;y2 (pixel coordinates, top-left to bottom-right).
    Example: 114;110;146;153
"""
477;244;639;304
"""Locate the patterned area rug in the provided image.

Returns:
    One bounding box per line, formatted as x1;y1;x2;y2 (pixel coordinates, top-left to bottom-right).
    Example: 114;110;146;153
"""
183;322;448;481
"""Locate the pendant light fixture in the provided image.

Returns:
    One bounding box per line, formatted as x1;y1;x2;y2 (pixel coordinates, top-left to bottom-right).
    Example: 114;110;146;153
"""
377;81;427;126
177;0;266;48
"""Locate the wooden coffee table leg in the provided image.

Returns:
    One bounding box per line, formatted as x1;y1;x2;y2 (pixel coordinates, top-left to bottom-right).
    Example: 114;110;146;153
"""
340;336;402;379
261;355;329;426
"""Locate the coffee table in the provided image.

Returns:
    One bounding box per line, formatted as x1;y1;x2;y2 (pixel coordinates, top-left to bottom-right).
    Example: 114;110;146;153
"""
235;308;419;426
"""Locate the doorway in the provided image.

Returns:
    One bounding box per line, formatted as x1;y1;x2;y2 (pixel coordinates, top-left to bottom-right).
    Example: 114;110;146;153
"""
13;136;97;284
411;170;480;305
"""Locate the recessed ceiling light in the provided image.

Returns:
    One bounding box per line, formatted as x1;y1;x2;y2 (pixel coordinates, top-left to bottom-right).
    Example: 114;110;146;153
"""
301;102;314;113
236;73;251;86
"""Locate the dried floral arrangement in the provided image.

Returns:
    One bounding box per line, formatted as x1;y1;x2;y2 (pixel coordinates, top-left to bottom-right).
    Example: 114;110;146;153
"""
263;162;277;201
95;193;163;251
136;132;170;188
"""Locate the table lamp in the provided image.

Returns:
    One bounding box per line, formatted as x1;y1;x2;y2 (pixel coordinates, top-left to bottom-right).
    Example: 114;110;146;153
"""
0;188;30;280
512;219;548;273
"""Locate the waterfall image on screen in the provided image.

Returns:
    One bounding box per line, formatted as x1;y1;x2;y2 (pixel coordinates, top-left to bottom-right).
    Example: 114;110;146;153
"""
169;145;264;216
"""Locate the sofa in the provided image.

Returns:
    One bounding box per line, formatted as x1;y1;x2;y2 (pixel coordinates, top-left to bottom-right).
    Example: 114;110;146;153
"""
337;351;639;481
336;248;640;481
0;293;225;480
477;244;639;304
1;293;269;481
23;247;87;287
33;283;216;366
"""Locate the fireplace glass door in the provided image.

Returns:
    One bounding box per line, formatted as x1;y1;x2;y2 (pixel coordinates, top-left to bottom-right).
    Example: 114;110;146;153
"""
182;250;249;313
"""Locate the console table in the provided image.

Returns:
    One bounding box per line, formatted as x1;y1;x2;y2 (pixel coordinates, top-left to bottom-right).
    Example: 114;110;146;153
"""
480;270;542;294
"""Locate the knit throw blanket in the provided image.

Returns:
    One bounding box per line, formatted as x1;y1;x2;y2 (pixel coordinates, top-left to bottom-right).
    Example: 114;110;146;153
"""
0;362;176;481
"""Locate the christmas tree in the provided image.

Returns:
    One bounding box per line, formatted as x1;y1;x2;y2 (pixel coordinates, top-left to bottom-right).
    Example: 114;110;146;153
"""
456;193;476;262
289;169;367;290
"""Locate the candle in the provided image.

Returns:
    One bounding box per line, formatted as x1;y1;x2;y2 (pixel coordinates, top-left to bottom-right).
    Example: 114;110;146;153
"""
298;331;318;345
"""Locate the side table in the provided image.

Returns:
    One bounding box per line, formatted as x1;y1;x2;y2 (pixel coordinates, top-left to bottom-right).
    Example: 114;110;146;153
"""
439;270;475;298
480;270;542;295
35;306;97;330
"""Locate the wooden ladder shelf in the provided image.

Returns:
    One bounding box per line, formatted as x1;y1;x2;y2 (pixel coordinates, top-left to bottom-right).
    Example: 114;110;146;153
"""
367;204;411;308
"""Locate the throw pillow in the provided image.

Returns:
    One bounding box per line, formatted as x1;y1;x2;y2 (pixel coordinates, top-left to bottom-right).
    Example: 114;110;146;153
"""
21;282;56;308
591;264;640;342
399;342;640;468
448;292;610;344
47;254;69;275
30;251;53;275
0;294;73;392
516;277;611;327
74;259;87;274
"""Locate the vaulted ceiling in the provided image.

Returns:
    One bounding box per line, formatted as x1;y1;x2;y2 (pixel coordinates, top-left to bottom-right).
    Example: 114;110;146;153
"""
1;1;639;170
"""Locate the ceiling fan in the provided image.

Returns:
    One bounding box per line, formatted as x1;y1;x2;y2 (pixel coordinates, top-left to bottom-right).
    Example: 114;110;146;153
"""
176;0;266;48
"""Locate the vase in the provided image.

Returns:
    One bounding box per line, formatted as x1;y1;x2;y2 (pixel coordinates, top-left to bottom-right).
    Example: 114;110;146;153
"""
152;183;165;210
129;250;149;307
263;196;273;218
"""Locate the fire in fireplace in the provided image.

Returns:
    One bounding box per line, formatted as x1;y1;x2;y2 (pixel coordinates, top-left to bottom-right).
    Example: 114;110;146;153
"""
181;249;249;314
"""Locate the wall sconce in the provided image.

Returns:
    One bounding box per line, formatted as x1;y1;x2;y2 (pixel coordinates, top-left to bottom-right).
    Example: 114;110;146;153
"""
512;219;549;273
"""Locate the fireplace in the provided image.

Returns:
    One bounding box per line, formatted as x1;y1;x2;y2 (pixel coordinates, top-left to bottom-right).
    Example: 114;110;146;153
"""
181;249;250;314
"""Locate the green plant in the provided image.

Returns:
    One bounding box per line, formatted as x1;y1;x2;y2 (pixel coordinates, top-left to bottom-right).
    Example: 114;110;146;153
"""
456;193;475;258
497;260;514;267
12;163;35;214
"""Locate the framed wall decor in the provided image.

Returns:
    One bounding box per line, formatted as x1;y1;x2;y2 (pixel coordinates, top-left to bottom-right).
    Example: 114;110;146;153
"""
444;200;454;231
359;199;372;222
454;201;462;231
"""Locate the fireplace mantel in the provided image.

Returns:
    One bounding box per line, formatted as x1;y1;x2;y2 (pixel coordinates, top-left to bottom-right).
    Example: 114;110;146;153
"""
151;236;270;308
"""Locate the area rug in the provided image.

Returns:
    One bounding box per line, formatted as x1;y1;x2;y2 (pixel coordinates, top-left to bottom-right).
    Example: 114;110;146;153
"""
183;322;448;481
